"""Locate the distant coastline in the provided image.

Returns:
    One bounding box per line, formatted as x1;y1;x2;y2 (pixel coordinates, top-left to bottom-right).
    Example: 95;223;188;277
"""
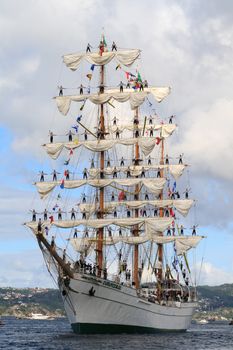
1;284;233;321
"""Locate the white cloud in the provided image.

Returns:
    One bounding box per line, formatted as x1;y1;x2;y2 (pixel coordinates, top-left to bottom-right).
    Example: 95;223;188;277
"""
0;0;233;287
197;261;233;286
0;250;55;288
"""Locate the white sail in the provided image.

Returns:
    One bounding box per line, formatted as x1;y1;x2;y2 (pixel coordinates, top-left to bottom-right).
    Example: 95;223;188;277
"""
175;236;203;256
70;235;203;252
63;49;141;70
89;164;185;180
43;131;176;160
79;199;194;217
70;238;94;254
107;123;176;135
35;178;166;199
43;124;176;159
55;87;171;115
25;217;173;233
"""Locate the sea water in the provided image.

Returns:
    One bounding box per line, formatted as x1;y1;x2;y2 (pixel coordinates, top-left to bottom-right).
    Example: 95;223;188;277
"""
0;317;233;350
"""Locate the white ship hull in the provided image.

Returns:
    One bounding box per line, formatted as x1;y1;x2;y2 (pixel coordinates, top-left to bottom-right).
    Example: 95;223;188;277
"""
59;273;196;333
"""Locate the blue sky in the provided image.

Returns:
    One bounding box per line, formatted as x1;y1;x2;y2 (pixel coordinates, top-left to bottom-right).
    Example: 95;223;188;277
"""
1;0;233;287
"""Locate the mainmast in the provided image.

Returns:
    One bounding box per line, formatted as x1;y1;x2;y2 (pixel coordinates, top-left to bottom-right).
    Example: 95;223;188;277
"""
97;60;105;277
157;136;164;293
133;108;139;289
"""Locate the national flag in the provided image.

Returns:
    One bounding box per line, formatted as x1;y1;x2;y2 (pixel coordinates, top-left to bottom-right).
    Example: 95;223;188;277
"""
170;208;175;217
60;179;65;189
72;125;79;133
137;72;142;82
52;204;58;211
155;137;161;145
118;191;125;201
90;64;95;71
115;64;121;70
172;181;177;192
172;256;178;272
125;72;130;80
173;242;177;254
86;73;92;80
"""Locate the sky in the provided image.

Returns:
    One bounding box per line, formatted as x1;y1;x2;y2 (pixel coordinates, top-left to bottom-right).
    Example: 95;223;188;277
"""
1;0;233;288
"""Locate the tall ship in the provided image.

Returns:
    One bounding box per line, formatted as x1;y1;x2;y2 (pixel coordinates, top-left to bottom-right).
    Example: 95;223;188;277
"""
25;35;203;333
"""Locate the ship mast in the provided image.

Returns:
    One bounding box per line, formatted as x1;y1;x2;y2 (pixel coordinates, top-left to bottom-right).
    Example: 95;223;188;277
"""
97;59;105;277
157;136;164;294
133;108;139;289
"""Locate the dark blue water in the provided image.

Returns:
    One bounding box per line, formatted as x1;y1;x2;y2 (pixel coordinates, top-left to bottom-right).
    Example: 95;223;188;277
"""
0;317;233;350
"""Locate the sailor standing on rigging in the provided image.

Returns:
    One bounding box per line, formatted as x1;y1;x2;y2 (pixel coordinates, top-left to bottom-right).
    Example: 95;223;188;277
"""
67;130;74;142
58;208;64;220
191;225;198;236
79;84;85;95
73;228;78;238
70;208;76;220
52;170;60;181
43;209;49;221
31;209;37;221
37;218;42;233
120;157;125;166
49;130;54;143
58;85;63;96
39;171;47;182
178;154;183;164
184;188;191;199
83;168;88;179
169;115;174;124
119;81;124;93
86;43;92;53
112;41;117;51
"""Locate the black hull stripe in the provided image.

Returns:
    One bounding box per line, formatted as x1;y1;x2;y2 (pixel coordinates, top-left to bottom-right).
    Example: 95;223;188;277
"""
71;322;186;334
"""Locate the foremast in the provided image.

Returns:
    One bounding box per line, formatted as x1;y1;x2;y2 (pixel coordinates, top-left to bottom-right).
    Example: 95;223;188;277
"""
133;108;140;289
97;48;105;277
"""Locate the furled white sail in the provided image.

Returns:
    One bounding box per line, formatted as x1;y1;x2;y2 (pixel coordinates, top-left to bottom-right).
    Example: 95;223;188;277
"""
55;87;171;115
70;235;203;251
43;125;178;160
35;178;166;199
107;124;176;136
175;236;203;256
79;199;194;217
70;238;94;254
89;164;186;180
25;217;173;232
63;49;141;70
